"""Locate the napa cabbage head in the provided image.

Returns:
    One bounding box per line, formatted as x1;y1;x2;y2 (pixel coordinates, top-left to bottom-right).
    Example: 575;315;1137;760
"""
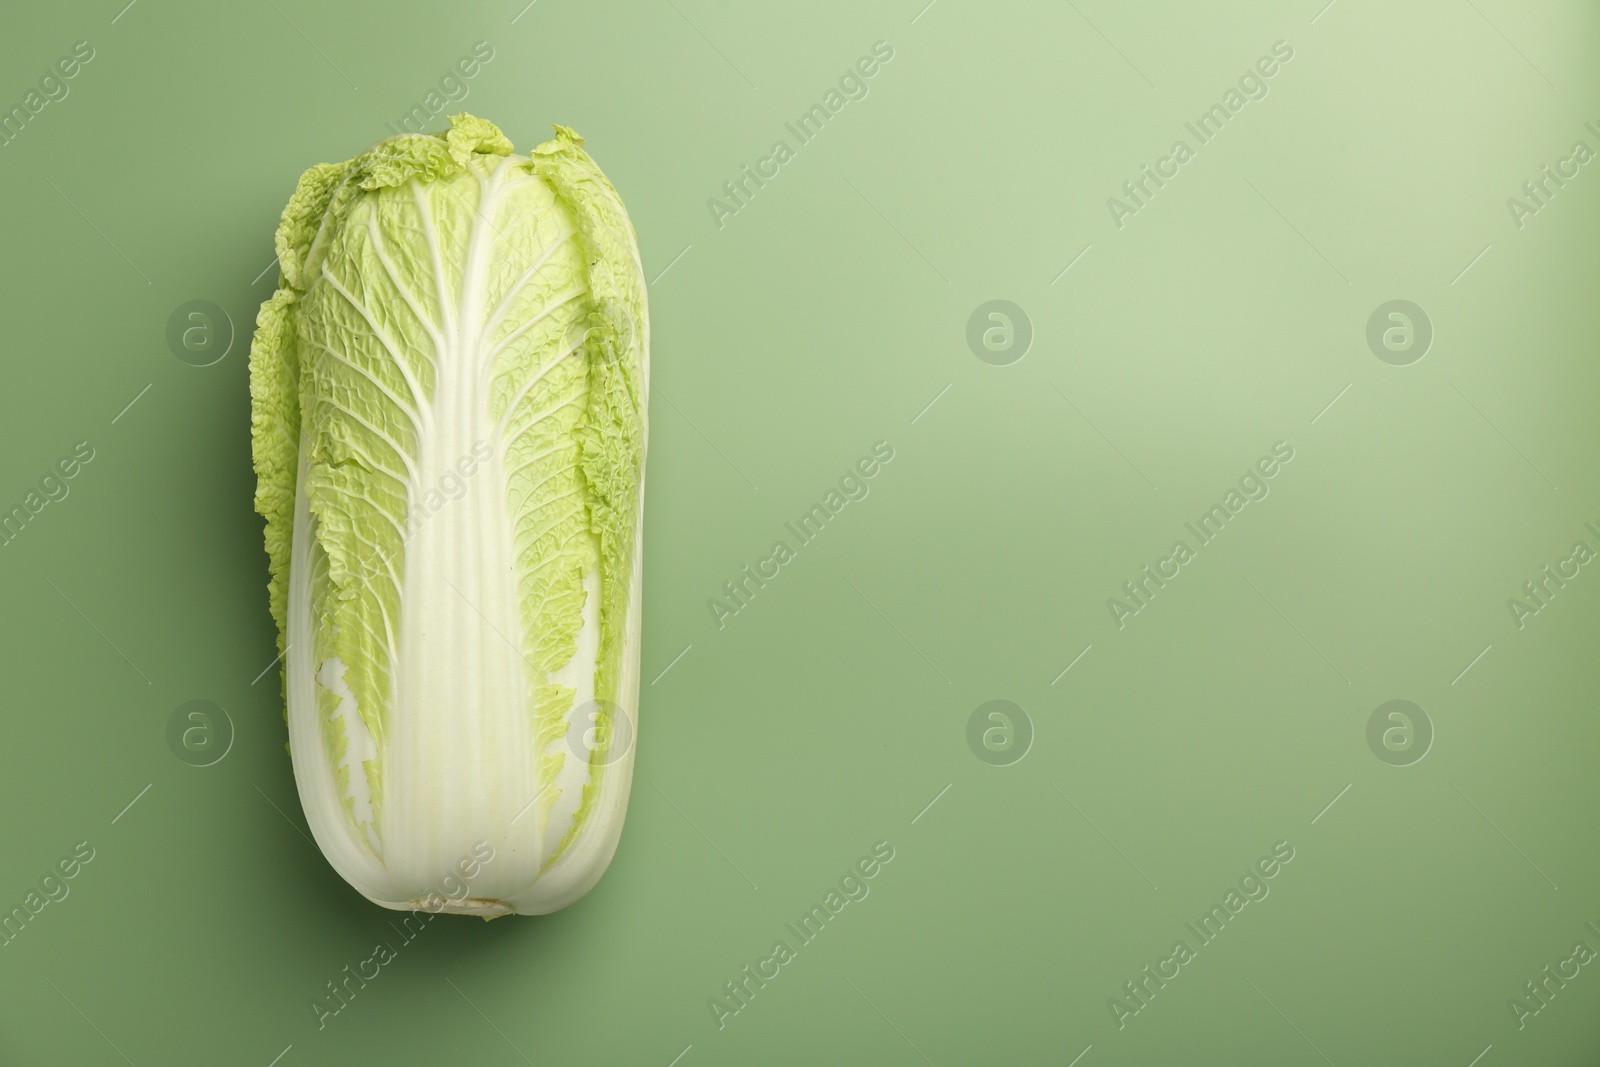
250;114;647;916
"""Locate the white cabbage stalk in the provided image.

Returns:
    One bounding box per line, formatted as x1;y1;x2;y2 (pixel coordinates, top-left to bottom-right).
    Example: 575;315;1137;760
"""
249;115;647;916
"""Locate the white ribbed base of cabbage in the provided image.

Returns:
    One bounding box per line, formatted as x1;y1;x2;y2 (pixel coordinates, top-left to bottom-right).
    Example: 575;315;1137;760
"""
284;461;644;915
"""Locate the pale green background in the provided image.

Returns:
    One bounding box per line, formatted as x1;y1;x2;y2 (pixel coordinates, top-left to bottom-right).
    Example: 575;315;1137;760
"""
1;0;1597;1064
